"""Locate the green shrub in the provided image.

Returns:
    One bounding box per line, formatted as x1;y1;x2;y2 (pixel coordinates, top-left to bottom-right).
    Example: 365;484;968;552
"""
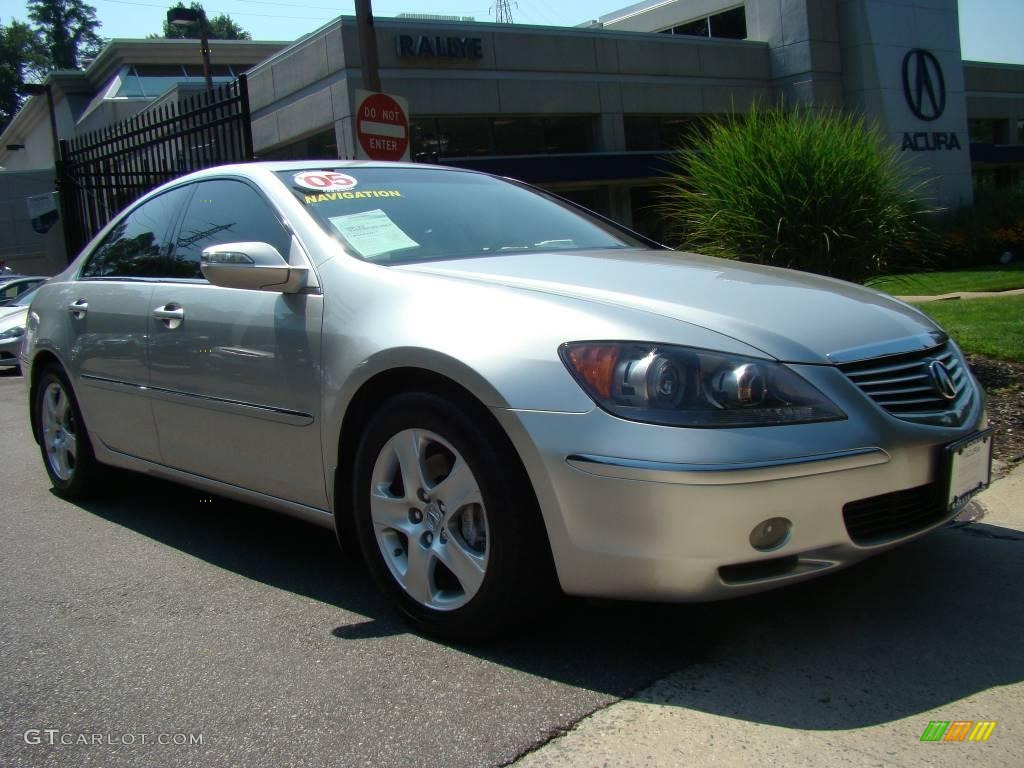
658;105;937;282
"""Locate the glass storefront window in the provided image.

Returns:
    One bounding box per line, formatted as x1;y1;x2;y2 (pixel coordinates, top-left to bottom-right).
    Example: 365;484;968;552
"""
494;117;544;155
436;117;495;157
626;115;704;151
412;116;594;159
968;119;1010;144
544;116;593;153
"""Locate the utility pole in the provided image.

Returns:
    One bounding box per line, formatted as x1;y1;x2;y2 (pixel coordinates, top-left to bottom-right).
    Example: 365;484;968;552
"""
355;0;382;92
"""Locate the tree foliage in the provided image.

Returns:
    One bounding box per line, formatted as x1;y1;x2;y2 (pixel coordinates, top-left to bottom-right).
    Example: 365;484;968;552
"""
160;3;251;40
27;0;104;70
658;105;937;283
0;18;49;133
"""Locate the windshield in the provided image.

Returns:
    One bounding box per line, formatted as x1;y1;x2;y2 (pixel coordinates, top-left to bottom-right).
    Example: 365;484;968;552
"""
276;167;647;264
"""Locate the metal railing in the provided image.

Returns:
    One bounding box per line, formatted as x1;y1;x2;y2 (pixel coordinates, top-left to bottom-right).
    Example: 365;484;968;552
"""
56;74;254;259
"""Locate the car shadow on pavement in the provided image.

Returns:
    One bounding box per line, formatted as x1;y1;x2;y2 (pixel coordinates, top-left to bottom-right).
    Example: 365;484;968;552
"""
73;469;1024;726
628;522;1024;730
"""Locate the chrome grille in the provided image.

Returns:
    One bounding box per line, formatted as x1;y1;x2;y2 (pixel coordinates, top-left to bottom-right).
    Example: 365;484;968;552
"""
837;342;974;425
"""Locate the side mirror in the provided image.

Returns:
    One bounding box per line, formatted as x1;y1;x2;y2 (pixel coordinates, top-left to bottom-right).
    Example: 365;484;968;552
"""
200;242;309;293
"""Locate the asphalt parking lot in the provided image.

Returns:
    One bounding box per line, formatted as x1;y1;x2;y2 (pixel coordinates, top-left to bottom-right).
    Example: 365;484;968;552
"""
1;369;1020;767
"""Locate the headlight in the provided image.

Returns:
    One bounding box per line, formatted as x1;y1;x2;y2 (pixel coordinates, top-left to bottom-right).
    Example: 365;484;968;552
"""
560;342;846;427
0;326;25;341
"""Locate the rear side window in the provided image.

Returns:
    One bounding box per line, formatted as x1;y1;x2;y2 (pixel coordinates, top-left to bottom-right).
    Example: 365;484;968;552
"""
80;186;191;278
171;179;292;273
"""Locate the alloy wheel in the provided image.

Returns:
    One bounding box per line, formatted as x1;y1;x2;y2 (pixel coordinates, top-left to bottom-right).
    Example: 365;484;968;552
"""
41;381;77;482
369;428;490;611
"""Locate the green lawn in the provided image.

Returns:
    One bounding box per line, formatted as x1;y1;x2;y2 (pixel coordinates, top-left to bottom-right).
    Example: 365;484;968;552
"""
867;264;1024;296
918;295;1024;362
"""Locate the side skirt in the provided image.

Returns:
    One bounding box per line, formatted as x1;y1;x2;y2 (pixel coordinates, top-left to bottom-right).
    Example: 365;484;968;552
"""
92;441;336;530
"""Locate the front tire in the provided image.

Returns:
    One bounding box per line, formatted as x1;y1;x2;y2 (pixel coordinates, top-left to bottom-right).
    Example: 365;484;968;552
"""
34;365;102;499
352;392;556;641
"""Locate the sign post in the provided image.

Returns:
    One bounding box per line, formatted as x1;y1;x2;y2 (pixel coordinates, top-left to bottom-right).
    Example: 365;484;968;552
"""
354;89;410;162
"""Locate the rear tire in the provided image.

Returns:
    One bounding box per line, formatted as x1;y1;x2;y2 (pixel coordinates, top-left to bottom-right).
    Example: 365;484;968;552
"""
34;365;102;499
352;392;556;641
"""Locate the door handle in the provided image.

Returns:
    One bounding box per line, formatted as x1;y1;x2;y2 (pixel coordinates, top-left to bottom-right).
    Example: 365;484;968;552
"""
152;304;184;329
68;299;88;319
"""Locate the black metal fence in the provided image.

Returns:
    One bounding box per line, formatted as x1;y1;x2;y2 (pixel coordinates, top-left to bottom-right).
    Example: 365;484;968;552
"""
56;74;254;259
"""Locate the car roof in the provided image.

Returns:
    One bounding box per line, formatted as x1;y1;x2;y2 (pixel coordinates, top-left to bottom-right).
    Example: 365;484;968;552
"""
162;160;486;187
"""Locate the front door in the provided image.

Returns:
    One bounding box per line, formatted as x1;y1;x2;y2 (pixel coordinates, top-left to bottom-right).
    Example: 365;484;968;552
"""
146;178;326;509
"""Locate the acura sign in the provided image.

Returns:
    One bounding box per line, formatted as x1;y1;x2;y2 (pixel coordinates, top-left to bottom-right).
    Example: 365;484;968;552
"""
902;49;945;121
900;48;960;152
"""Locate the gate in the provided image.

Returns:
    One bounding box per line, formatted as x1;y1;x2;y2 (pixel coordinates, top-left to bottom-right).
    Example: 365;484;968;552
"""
56;74;254;260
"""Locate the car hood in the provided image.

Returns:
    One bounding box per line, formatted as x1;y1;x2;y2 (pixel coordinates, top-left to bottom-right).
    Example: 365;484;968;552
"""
398;249;940;364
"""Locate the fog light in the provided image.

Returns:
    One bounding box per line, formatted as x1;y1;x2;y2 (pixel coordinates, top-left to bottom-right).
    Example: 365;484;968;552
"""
749;517;791;551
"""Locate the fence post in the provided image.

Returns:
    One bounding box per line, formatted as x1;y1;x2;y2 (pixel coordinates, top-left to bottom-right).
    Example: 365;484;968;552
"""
238;73;255;161
55;139;80;263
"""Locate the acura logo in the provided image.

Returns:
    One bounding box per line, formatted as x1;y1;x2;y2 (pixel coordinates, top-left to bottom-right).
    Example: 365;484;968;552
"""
929;360;957;401
902;49;946;121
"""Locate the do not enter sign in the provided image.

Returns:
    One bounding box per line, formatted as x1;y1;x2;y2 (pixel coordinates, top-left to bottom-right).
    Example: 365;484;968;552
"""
355;90;410;162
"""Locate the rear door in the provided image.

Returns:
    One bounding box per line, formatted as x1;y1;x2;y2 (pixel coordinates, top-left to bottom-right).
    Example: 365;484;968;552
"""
146;178;327;509
67;185;191;460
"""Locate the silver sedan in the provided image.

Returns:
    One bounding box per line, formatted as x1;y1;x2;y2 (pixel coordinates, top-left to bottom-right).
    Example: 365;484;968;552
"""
22;162;991;639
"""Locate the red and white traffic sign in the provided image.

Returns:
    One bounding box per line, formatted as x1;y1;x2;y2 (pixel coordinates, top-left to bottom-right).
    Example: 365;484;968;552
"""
354;90;410;162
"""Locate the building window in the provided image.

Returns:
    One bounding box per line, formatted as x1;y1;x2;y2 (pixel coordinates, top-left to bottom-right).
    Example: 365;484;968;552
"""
629;185;669;243
112;64;239;98
625;115;703;151
436;117;495;157
412;116;595;160
260;128;338;160
494;117;544;155
968;119;1010;144
658;6;746;40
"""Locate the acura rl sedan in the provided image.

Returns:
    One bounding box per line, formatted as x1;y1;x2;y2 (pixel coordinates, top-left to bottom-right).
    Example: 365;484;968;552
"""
22;162;991;639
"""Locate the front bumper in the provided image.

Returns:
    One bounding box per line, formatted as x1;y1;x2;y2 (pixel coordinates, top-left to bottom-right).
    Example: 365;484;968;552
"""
493;362;985;601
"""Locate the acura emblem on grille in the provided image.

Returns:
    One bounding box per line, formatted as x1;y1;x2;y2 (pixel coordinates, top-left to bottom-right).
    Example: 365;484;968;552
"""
929;360;957;400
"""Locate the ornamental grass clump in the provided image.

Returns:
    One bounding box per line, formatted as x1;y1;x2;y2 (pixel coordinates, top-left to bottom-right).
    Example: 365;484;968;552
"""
659;105;936;282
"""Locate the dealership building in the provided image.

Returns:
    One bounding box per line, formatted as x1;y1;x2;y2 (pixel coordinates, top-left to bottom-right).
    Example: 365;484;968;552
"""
246;0;1024;230
1;0;1023;270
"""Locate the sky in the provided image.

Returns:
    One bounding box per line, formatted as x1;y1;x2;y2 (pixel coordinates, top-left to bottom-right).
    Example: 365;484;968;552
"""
1;0;1022;65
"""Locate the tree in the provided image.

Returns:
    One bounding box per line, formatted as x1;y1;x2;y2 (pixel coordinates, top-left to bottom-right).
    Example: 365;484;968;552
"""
658;105;936;283
0;19;48;133
28;0;104;70
159;3;251;40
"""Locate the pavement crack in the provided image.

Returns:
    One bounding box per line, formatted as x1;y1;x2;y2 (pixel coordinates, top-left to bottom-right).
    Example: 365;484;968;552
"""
498;696;624;767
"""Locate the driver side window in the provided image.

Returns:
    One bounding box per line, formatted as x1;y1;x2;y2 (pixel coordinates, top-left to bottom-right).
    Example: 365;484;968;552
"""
171;179;292;272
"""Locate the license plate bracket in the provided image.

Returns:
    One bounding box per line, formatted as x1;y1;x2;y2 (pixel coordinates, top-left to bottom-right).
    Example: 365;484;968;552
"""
943;429;993;513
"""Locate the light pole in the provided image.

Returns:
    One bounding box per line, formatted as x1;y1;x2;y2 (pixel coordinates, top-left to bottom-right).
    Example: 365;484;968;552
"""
167;6;214;96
